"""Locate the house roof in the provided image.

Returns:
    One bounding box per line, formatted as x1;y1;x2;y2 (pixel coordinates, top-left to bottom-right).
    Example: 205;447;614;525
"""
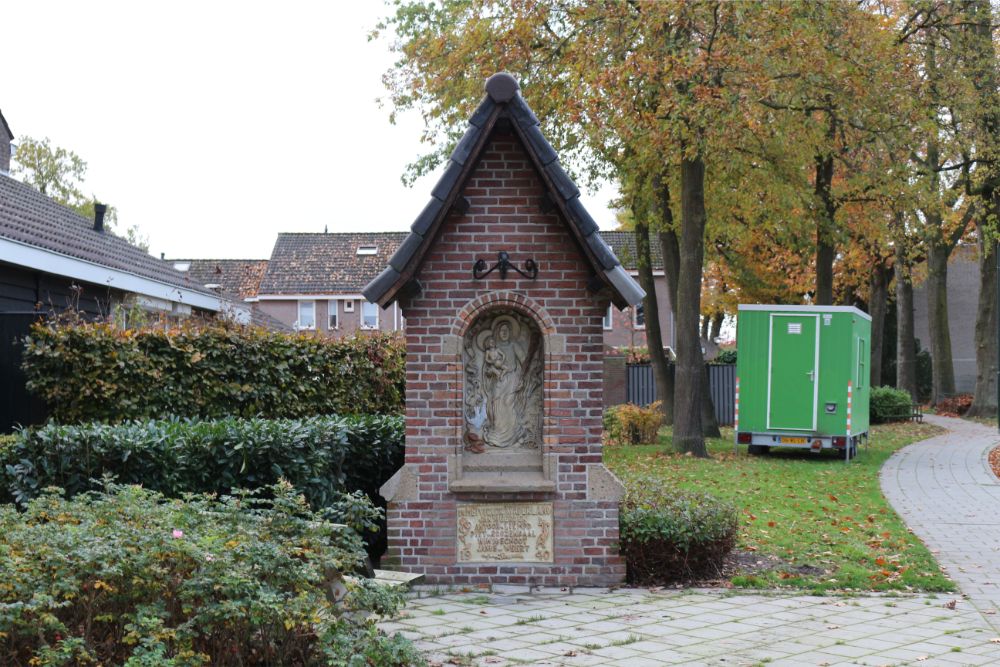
362;72;644;309
258;231;409;295
601;231;663;271
168;258;269;300
0;174;221;304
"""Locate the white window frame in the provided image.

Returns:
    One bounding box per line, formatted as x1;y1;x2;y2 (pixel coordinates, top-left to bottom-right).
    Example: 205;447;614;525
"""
328;300;339;330
343;299;355;312
603;305;614;330
633;304;646;330
297;300;316;330
361;301;379;330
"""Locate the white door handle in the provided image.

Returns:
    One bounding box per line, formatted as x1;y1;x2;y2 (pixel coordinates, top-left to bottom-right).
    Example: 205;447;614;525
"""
807;371;815;381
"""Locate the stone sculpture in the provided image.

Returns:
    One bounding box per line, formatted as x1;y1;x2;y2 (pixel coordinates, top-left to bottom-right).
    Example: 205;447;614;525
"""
463;310;542;453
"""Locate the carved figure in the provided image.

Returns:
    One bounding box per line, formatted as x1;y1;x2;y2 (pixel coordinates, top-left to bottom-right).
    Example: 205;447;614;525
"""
463;311;542;452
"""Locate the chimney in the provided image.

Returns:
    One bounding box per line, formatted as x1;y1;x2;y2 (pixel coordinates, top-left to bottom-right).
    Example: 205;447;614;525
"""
0;108;13;176
93;203;107;232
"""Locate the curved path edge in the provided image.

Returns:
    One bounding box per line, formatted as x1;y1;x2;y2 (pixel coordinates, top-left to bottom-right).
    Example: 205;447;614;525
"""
881;414;1000;629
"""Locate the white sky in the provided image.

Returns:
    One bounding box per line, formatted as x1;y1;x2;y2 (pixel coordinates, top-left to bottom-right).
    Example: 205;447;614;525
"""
3;1;618;260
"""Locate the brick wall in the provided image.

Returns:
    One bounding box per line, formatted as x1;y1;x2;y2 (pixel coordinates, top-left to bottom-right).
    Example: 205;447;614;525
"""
383;129;625;587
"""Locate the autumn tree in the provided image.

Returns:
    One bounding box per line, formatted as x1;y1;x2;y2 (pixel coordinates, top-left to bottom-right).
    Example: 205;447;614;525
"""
12;136;147;251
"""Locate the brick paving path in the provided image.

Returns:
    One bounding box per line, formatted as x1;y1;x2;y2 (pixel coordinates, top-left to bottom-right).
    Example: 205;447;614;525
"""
380;417;1000;665
881;415;1000;624
384;587;996;666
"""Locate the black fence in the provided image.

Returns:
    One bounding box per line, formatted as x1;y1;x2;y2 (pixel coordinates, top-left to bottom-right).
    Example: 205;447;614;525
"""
626;363;736;426
1;313;47;434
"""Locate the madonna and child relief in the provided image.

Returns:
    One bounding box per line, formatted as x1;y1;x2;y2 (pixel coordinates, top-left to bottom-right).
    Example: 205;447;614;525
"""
463;310;543;453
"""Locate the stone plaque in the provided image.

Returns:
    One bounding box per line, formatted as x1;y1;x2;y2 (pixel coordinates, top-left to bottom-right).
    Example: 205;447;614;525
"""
456;502;554;563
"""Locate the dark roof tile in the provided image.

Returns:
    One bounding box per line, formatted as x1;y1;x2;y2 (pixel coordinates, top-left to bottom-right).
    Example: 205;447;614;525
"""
411;198;444;236
0;174;217;297
430;161;464;201
258;231;407;295
167;259;268;300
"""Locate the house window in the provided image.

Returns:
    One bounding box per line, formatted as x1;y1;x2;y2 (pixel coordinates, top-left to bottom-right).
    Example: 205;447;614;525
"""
343;300;355;313
328;300;339;330
356;245;378;256
603;305;614;330
633;304;646;329
361;301;379;329
297;300;316;330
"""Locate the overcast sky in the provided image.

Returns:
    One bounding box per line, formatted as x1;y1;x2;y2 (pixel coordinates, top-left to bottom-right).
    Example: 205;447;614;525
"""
4;1;618;260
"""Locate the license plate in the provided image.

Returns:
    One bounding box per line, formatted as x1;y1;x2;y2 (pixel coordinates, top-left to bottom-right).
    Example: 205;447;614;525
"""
782;437;807;444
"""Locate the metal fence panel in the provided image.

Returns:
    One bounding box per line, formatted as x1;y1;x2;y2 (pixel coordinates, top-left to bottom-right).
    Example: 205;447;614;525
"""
624;362;736;426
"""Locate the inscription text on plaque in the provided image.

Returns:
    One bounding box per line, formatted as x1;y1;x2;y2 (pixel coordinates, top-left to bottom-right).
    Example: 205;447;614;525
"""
457;502;554;563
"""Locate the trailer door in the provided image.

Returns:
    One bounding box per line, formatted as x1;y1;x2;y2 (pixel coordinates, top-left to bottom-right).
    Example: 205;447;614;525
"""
767;314;819;431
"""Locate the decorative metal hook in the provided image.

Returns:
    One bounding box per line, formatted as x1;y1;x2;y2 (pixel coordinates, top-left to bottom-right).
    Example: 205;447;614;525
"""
473;251;538;281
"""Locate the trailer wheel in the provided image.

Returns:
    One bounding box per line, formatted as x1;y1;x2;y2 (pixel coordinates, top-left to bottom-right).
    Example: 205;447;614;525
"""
748;444;770;456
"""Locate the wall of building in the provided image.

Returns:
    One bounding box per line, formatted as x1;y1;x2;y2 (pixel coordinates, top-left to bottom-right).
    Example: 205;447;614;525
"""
912;244;979;394
602;274;673;350
0;261;116;315
256;296;403;336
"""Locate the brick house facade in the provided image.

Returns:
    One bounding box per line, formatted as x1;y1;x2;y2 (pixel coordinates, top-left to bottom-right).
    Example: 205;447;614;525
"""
365;74;644;587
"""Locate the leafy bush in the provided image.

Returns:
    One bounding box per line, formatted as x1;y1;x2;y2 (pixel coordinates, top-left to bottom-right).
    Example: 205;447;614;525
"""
619;481;738;584
0;414;403;509
604;402;663;445
0;481;422;667
870;386;913;424
21;319;404;423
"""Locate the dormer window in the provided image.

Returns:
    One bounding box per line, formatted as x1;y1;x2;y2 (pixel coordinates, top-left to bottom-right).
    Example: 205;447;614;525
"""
173;262;191;272
356;245;378;256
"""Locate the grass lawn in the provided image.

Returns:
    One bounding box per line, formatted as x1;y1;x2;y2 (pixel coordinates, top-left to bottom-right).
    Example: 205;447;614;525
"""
605;421;955;594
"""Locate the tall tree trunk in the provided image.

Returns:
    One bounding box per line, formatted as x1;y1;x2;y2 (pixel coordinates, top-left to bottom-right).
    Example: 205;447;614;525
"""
968;210;999;417
926;238;956;403
814;114;837;306
868;262;889;387
895;253;918;401
674;156;709;457
633;211;672;424
656;178;680;426
965;0;1000;418
710;312;724;341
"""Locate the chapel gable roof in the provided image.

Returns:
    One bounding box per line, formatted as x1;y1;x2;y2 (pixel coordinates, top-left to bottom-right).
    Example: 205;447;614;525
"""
362;73;644;309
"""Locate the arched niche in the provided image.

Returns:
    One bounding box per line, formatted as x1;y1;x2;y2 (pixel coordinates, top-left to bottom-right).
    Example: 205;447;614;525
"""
455;308;547;487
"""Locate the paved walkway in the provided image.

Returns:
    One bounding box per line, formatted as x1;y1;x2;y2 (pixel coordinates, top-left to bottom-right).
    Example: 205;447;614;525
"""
385;587;996;666
380;417;1000;666
881;415;1000;624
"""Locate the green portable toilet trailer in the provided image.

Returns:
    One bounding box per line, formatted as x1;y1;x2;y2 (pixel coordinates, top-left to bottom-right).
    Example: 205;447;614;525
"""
735;305;871;460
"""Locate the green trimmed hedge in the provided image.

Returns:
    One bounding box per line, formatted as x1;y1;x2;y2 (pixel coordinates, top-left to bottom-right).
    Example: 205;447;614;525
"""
0;481;421;666
0;414;404;509
870;386;913;423
21;320;404;423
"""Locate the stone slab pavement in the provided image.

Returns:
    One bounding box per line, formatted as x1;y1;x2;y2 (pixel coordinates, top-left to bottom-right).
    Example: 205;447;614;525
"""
378;416;1000;666
382;586;998;666
882;414;1000;624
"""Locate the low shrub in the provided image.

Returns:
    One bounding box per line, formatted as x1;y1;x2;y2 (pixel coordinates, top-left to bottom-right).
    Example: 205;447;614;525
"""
604;402;663;445
619;480;738;584
0;481;421;667
870;386;913;424
21;318;405;423
936;393;974;417
1;414;403;509
713;348;737;365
